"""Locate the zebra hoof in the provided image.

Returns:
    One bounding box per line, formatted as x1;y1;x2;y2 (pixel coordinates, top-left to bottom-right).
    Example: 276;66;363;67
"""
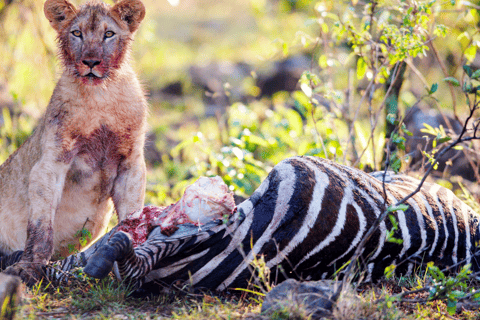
84;245;117;279
0;251;23;271
84;231;133;279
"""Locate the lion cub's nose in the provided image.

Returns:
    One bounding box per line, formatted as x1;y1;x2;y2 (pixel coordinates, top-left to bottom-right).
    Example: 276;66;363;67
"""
82;60;101;69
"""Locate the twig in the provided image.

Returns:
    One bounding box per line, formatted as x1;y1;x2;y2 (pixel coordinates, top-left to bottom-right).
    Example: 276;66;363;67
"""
332;92;480;303
352;62;402;167
35;311;69;316
374;286;430;304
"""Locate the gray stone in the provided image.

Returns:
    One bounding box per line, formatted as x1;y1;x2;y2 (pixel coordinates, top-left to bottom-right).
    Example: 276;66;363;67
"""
261;279;340;319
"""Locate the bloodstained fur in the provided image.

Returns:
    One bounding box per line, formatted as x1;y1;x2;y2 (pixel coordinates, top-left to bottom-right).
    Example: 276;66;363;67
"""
0;0;147;284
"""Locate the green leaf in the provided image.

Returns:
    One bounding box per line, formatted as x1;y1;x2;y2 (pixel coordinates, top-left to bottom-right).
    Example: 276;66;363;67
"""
318;55;328;68
386;113;396;125
430;83;438;94
420;123;436;135
284;109;303;134
459;264;472;276
429;286;437;297
471;69;480;79
465;46;477;63
282;42;288;57
437;136;451;144
68;244;77;254
388;204;409;212
357;57;367;80
387;237;403;244
82;229;92;239
450;290;466;299
447;299;457;315
384;264;396;279
464;65;473;77
244;134;269;147
388;214;399;229
463;82;472;93
403;127;413;136
443;77;460;87
391;156;401;173
428;264;445;280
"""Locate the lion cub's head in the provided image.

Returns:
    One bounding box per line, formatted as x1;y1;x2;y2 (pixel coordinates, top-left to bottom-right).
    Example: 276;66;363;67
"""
44;0;145;85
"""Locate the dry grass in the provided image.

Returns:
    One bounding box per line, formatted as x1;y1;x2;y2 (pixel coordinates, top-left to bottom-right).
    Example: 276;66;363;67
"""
9;274;480;320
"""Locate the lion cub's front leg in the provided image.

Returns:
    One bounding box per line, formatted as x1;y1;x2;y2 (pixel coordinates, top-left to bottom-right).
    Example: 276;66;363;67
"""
4;146;71;285
113;149;146;221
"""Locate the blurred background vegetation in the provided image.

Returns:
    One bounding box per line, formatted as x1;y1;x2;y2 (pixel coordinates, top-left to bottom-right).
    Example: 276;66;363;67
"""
1;0;480;208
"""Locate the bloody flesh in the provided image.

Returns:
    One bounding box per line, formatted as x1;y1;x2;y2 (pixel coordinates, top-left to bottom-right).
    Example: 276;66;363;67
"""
115;176;236;247
116;206;168;247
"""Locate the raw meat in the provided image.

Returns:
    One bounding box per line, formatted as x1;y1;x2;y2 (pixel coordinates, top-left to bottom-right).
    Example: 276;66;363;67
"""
116;176;236;247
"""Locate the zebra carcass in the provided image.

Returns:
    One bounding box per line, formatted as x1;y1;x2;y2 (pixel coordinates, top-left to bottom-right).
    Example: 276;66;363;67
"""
2;156;480;292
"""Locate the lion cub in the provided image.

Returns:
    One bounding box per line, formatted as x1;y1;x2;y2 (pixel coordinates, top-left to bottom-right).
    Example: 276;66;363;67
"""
0;0;147;284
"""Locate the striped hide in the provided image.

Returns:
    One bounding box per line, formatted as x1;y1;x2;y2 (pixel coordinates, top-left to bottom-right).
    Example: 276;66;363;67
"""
1;156;479;292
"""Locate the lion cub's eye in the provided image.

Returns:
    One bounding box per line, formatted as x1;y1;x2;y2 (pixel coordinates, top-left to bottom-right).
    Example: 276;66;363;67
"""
104;31;115;38
72;30;82;37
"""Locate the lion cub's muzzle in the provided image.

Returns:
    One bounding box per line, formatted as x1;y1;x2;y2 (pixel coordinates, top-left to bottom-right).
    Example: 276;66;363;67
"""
78;59;106;84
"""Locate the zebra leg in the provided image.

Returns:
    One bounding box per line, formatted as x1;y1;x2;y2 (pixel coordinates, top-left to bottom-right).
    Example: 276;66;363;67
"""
83;231;134;279
84;219;233;283
0;251;23;271
43;228;119;282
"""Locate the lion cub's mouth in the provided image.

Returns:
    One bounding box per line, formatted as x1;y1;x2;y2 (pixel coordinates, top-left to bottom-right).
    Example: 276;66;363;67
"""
81;71;106;85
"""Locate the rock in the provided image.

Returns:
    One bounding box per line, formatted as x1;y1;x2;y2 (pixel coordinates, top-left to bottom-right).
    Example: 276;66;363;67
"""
404;105;480;181
261;279;340;319
189;61;252;116
257;55;311;97
0;273;23;320
160;81;183;97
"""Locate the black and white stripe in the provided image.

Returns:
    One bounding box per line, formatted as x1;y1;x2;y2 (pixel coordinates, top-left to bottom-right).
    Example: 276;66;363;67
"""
2;156;478;291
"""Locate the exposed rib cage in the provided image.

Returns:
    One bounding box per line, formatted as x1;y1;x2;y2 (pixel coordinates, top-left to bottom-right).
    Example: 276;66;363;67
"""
2;156;479;291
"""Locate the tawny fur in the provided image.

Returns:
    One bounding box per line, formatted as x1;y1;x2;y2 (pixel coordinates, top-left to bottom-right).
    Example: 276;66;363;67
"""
0;0;147;283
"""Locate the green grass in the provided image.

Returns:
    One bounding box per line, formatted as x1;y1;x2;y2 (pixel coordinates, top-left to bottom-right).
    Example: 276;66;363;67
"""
11;274;480;319
15;277;262;319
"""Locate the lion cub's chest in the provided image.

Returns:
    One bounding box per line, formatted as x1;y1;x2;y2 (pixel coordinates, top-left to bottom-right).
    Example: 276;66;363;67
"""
63;125;134;196
75;125;129;169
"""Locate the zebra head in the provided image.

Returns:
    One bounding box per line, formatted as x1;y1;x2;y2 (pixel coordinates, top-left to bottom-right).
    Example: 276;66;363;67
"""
82;203;251;284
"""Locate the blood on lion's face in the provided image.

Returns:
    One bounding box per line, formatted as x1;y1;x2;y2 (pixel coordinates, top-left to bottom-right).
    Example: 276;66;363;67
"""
44;0;145;85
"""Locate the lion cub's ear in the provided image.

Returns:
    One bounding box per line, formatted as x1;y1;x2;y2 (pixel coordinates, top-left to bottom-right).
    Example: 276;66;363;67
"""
111;0;146;33
44;0;77;32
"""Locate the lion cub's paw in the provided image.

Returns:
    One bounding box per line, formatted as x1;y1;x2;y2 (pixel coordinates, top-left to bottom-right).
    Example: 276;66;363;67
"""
3;262;45;287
